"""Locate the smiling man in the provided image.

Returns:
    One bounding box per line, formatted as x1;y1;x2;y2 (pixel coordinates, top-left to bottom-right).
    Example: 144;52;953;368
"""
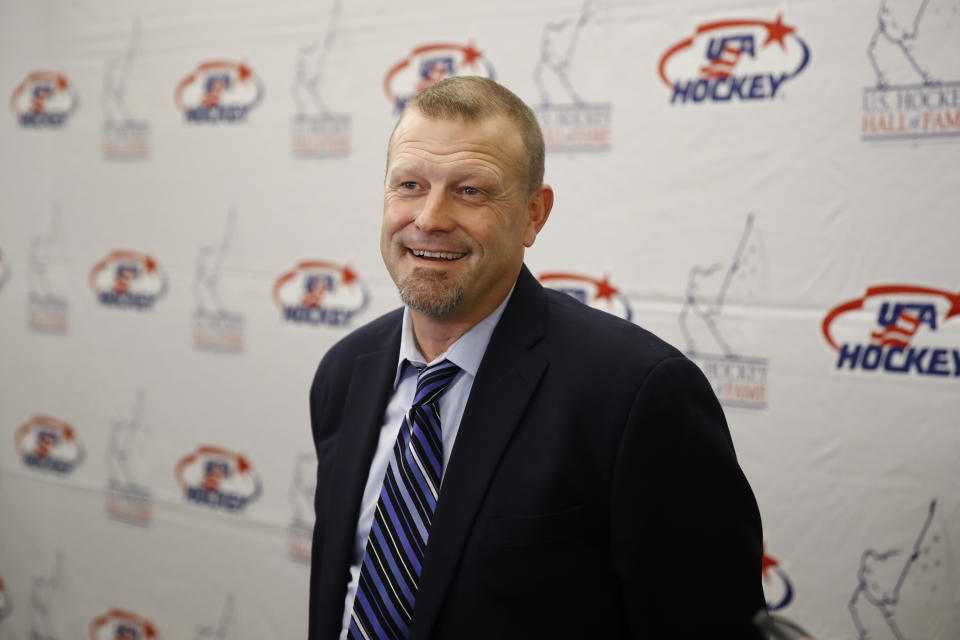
308;77;764;640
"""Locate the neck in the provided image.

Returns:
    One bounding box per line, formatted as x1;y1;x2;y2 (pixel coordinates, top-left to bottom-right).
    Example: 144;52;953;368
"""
409;282;514;362
407;267;522;362
409;312;476;363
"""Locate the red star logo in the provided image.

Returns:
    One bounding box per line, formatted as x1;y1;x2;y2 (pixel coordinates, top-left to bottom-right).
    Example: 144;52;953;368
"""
341;266;357;285
763;14;795;51
594;276;619;302
761;544;780;582
946;290;960;320
462;43;483;66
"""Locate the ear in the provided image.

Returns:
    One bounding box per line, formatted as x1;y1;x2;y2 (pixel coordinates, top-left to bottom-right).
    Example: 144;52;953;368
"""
522;184;554;248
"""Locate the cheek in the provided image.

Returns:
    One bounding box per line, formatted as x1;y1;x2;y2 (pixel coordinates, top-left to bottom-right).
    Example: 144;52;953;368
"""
481;212;528;252
380;221;401;259
381;204;408;242
380;224;400;272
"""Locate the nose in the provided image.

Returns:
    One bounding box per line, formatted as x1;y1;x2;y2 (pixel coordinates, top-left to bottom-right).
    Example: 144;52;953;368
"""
415;189;456;233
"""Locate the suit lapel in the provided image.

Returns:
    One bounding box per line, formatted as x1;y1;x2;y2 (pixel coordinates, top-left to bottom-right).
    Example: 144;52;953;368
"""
410;266;548;640
317;317;401;631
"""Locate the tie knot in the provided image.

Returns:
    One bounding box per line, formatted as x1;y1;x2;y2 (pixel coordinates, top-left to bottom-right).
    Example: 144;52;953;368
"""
412;360;460;407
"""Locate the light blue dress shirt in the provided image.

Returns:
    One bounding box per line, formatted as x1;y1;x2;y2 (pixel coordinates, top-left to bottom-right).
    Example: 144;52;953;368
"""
339;288;514;638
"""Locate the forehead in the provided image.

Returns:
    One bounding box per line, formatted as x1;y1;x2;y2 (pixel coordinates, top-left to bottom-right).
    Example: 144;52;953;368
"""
387;111;524;176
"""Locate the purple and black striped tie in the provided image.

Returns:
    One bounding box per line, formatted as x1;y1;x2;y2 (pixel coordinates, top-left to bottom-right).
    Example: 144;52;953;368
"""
348;359;460;640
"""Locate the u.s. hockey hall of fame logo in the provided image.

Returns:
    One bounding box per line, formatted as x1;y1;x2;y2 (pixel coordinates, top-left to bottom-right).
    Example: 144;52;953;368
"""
27;206;69;333
193;210;245;353
862;0;960;141
849;500;952;640
194;594;234;640
102;20;150;159
291;0;350;157
30;552;63;640
105;390;152;526
288;452;316;564
533;0;611;151
678;214;769;409
0;247;9;294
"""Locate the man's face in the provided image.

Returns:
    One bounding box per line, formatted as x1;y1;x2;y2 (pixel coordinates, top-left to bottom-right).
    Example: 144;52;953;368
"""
382;110;547;323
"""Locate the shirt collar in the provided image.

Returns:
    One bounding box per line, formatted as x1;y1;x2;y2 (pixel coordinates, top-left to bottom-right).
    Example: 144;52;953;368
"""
393;284;516;387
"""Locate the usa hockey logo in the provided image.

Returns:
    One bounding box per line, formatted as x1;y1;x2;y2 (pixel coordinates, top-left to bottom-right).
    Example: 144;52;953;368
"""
384;42;495;113
273;260;369;328
658;14;810;104
15;415;84;475
823;284;960;377
175;61;263;123
538;272;633;321
762;544;795;612
90;250;168;310
176;445;262;513
10;70;78;127
90;609;157;640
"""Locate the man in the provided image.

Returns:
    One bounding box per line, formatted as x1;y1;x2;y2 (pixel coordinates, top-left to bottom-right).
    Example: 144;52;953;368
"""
309;76;764;639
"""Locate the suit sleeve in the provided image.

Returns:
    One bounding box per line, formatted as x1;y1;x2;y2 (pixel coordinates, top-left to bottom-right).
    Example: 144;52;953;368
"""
611;355;765;638
308;357;340;640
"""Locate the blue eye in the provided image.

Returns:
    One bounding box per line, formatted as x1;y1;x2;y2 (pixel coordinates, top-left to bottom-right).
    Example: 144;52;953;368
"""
462;186;479;196
401;181;418;190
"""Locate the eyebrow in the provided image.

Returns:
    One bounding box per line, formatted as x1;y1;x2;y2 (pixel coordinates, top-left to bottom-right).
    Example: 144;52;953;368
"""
387;162;501;184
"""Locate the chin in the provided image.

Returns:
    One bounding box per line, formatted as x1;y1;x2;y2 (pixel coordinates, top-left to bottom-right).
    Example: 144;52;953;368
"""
397;274;464;317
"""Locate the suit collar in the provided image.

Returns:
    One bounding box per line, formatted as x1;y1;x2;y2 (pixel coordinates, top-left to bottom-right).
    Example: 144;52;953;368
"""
396;281;517;382
316;313;401;638
410;265;548;639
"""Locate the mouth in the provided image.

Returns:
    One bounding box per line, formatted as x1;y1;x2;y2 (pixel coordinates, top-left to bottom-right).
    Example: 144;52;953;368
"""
408;248;467;261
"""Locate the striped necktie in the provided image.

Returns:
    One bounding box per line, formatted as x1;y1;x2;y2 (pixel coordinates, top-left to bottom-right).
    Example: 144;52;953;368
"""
348;359;461;640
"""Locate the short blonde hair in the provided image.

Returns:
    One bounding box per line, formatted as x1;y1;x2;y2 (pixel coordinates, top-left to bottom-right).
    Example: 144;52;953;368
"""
396;76;545;196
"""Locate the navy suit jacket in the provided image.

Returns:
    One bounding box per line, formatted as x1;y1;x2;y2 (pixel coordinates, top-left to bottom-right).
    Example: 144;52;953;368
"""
308;265;764;639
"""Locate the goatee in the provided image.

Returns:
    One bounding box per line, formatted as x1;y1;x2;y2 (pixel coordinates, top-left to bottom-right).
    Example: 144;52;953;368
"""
397;268;463;317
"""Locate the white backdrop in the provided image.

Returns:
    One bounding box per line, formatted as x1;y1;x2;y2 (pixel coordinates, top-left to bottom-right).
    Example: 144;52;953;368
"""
1;0;959;638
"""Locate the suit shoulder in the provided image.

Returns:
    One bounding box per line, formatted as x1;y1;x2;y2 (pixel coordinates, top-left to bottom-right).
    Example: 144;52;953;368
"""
315;307;402;373
542;288;683;366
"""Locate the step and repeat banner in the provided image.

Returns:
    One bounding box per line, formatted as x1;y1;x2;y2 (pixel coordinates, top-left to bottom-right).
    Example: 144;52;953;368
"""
1;0;958;638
